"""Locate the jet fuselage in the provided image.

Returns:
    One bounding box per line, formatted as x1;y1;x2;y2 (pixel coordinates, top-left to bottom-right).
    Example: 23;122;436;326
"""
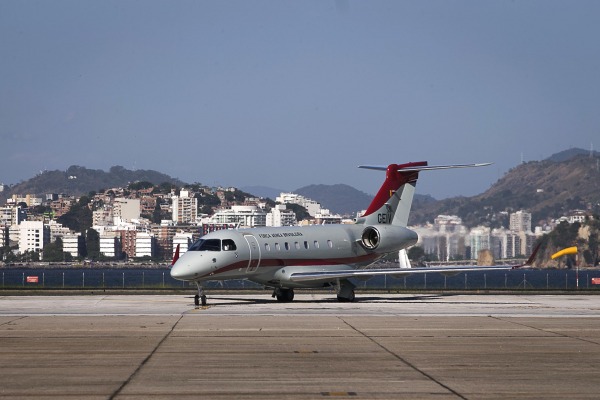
170;223;418;288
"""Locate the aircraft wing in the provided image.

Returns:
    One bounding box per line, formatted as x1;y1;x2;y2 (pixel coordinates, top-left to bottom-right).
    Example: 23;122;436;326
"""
290;240;541;283
289;264;518;282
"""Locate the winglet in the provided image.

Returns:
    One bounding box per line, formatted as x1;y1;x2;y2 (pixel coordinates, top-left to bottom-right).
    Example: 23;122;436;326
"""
171;244;180;267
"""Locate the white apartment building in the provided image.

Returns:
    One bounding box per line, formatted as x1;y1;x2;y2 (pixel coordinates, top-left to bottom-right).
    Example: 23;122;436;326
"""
135;232;154;258
510;210;532;233
209;206;267;228
266;205;297;227
62;233;81;258
113;198;141;224
172;190;198;224
0;226;7;249
48;221;72;243
173;233;193;256
18;221;49;255
100;233;121;258
276;193;323;217
434;215;465;233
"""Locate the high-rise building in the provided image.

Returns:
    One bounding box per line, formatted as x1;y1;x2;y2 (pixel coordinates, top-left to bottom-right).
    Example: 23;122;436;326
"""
172;190;198;224
510;211;532;233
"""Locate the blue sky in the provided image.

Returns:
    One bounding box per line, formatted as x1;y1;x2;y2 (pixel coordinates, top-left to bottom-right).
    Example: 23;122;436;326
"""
1;1;599;199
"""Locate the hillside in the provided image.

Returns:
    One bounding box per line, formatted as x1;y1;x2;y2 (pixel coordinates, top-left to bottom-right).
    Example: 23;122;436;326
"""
410;153;600;226
1;165;185;200
294;184;436;217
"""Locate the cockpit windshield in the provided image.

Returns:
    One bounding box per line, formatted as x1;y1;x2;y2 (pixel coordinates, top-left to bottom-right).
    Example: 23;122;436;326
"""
189;239;221;252
188;238;238;252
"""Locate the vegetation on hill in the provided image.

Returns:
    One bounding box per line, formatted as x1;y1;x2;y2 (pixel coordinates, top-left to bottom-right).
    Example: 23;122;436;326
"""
410;154;600;227
295;184;372;216
1;165;185;201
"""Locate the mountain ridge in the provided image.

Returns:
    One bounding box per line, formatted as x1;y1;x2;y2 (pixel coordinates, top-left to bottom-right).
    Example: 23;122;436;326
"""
2;149;599;226
1;165;185;201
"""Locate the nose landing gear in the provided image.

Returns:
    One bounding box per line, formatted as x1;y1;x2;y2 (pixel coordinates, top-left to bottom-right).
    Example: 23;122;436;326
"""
195;283;207;306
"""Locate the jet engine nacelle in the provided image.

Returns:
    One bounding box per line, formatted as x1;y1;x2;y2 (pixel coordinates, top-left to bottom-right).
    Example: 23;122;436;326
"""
360;225;418;253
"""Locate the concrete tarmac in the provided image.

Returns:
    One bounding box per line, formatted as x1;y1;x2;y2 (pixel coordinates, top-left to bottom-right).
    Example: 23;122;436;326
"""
1;293;599;399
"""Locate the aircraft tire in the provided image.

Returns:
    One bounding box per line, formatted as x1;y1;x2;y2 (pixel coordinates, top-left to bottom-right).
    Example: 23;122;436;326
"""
337;290;355;302
194;294;200;306
201;295;207;306
276;288;294;302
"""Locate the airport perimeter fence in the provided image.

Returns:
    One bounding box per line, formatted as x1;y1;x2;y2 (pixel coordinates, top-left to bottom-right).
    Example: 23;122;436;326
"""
1;268;600;291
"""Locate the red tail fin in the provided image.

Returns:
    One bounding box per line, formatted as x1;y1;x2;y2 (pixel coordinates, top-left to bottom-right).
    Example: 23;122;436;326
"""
513;240;543;269
171;244;180;267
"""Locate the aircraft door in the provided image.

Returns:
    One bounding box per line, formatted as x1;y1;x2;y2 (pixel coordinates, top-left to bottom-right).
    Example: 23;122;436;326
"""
243;234;261;273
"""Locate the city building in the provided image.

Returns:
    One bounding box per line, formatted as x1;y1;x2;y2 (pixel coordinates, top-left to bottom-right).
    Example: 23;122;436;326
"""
266;205;297;227
510;211;532;233
0;206;26;226
434;215;465;233
8;194;42;207
93;207;113;226
47;221;72;243
113;198;141;224
276;193;323;217
209;206;267;228
469;226;491;260
119;230;137;259
135;232;154;258
172;190;198;224
99;233;121;258
18;221;49;255
173;232;194;256
62;233;81;258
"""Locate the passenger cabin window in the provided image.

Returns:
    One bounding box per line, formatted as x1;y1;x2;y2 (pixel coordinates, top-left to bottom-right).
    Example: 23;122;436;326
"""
265;243;271;252
295;242;300;250
327;240;333;248
284;242;290;250
189;239;221;251
275;243;281;251
304;241;309;249
314;240;320;249
222;239;237;251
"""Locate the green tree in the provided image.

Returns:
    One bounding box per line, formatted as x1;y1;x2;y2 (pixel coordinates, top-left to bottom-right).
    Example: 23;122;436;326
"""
407;246;425;262
128;181;154;191
86;228;100;260
152;198;164;223
283;203;311;222
43;238;64;262
57;197;93;233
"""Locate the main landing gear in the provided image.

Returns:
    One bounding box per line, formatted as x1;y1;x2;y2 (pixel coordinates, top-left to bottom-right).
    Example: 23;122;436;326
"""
336;280;356;302
195;283;207;307
272;288;295;302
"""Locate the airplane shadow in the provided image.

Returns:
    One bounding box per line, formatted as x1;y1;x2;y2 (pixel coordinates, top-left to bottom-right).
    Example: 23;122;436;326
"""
185;293;454;306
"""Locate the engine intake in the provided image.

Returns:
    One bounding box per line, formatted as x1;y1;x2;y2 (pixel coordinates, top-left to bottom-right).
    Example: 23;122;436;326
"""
361;227;380;250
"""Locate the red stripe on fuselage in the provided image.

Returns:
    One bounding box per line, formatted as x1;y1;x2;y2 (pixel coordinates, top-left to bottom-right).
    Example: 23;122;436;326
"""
195;253;381;280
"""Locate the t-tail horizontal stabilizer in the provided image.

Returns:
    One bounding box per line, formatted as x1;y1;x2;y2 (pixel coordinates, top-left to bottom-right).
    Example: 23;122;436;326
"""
357;162;492;227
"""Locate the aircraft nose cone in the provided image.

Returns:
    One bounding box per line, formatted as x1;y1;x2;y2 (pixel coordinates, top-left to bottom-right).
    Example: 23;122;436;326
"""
170;262;193;281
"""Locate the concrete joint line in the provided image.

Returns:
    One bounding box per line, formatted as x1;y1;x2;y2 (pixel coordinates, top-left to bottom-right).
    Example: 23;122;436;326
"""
338;316;469;400
109;315;184;399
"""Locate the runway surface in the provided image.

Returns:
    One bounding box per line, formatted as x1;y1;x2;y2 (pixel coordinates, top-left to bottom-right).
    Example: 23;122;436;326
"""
1;293;599;399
